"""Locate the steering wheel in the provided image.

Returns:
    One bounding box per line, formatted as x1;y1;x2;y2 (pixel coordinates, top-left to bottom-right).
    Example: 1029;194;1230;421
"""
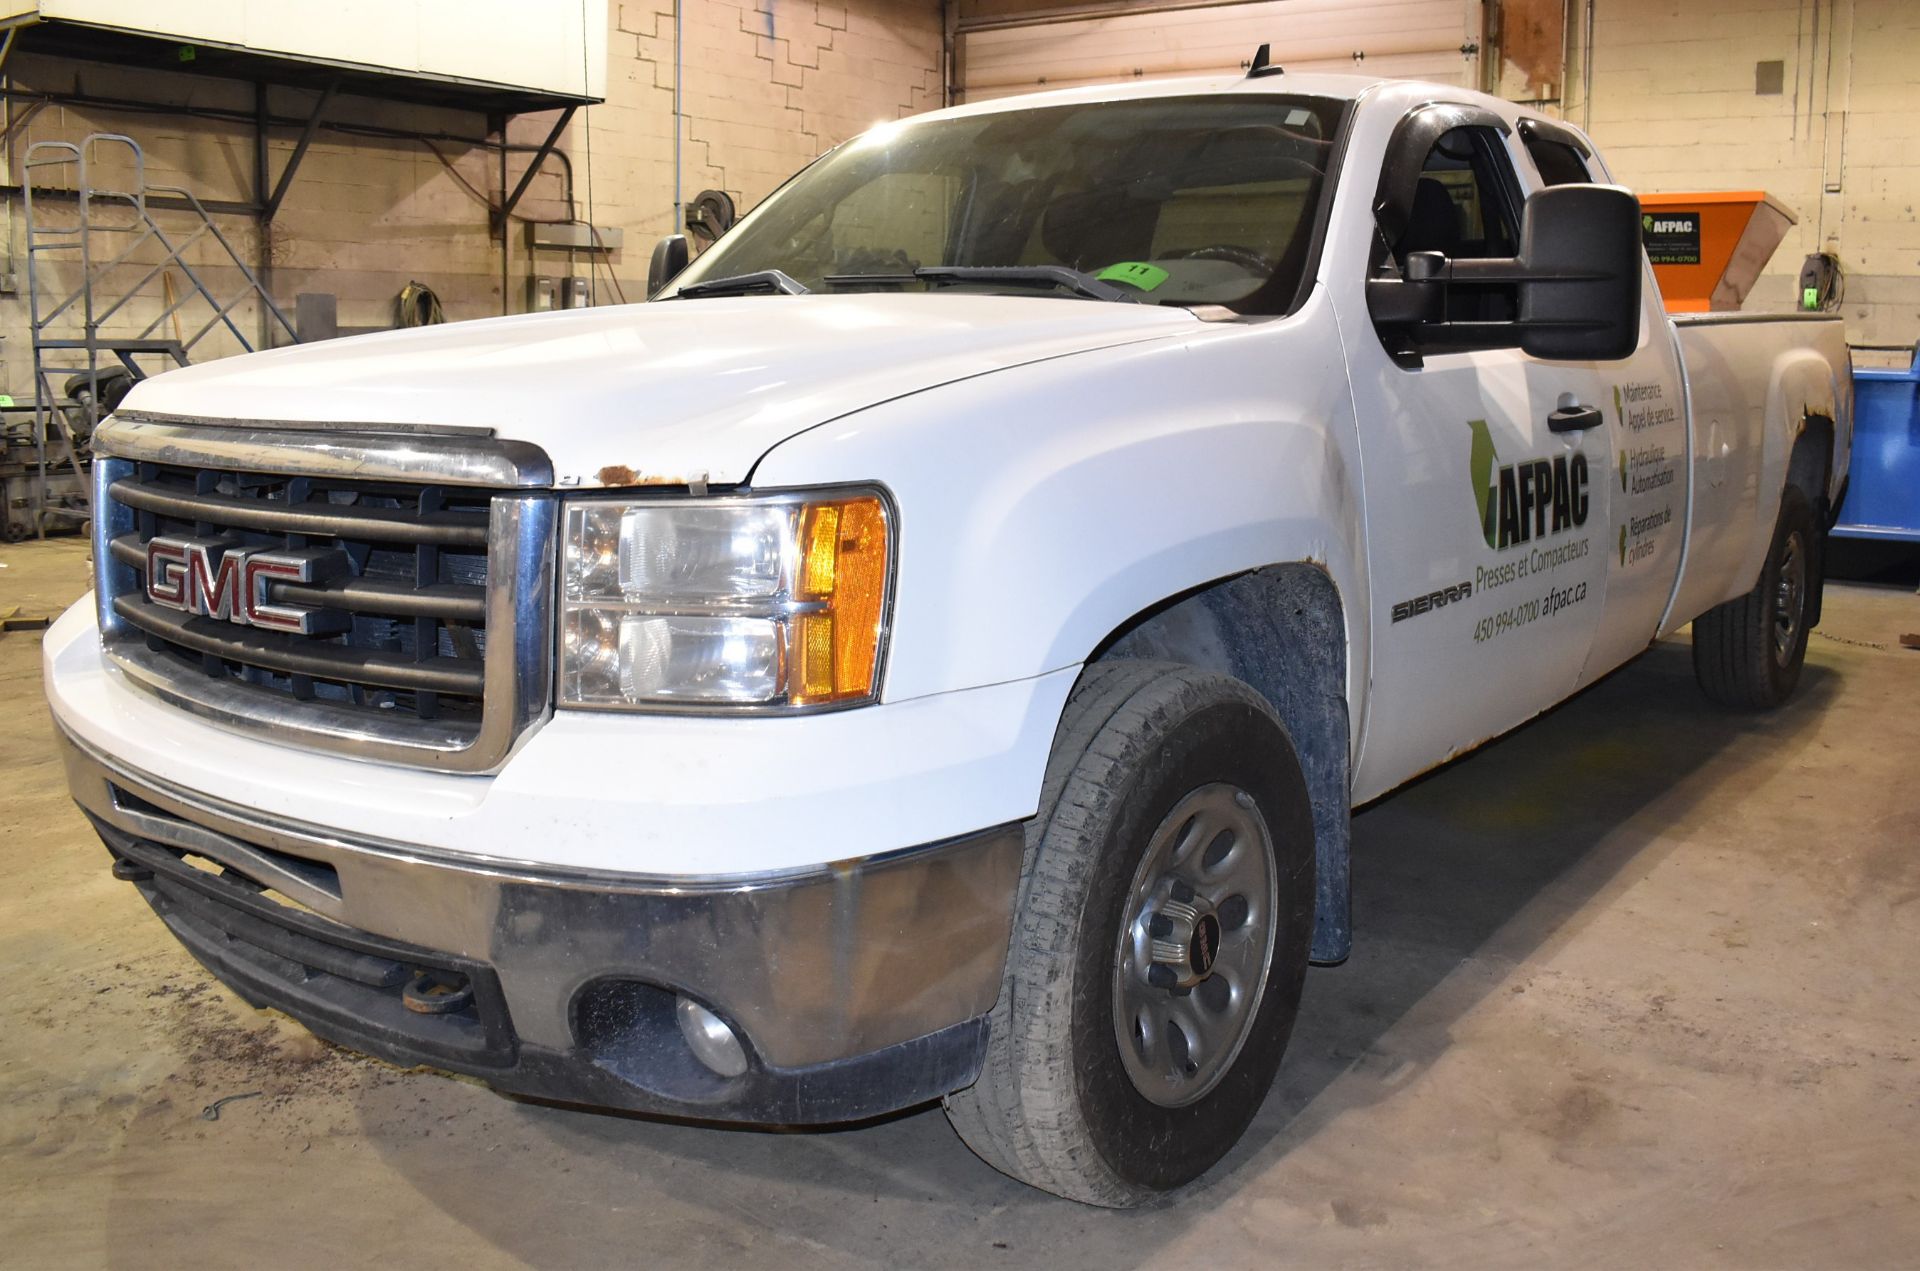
1159;244;1277;275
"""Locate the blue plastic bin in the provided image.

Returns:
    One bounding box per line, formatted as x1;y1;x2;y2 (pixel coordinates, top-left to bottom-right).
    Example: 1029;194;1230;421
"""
1833;346;1920;542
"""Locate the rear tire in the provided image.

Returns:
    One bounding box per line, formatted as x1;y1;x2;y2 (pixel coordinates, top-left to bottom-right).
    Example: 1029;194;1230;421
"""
943;660;1315;1206
1692;485;1818;709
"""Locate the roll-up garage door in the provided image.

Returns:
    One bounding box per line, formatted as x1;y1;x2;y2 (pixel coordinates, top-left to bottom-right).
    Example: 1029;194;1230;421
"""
958;0;1481;103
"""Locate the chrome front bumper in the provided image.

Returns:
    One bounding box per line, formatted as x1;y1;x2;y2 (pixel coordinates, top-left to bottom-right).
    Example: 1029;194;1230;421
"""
59;726;1024;1123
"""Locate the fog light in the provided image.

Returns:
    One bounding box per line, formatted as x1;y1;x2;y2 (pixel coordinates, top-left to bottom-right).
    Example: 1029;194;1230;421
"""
675;995;749;1078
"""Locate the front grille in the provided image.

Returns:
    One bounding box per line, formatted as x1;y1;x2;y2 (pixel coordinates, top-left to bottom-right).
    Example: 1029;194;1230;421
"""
107;460;493;722
91;418;556;771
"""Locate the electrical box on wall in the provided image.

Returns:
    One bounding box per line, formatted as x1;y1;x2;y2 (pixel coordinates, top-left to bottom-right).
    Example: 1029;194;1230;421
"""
528;277;557;312
1798;252;1842;312
561;278;591;309
295;292;338;341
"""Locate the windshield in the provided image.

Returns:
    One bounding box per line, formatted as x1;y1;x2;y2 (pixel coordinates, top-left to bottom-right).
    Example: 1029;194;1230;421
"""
665;94;1346;314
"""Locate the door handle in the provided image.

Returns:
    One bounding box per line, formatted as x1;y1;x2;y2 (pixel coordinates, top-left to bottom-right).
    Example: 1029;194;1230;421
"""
1548;403;1602;433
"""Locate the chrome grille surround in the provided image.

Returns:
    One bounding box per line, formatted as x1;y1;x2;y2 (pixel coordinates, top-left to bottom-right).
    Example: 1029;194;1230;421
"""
92;413;557;773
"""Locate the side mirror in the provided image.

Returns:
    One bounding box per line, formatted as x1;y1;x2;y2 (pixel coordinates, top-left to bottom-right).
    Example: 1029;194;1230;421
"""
1507;184;1643;360
1368;184;1644;361
648;234;690;297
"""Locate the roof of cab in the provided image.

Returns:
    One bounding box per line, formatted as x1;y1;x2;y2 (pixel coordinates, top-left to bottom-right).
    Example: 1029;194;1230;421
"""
909;70;1392;126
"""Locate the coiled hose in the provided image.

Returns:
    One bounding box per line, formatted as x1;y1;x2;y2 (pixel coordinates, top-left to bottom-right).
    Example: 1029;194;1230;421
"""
396;280;445;327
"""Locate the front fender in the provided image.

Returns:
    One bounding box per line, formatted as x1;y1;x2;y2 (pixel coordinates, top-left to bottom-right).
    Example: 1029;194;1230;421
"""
749;308;1368;719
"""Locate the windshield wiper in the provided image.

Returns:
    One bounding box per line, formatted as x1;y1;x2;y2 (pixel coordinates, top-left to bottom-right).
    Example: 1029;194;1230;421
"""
822;273;919;288
823;265;1140;302
912;265;1139;303
673;269;810;299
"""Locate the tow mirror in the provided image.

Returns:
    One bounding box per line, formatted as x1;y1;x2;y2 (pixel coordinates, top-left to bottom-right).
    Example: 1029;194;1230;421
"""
648;234;690;297
1368;184;1644;361
1507;184;1642;360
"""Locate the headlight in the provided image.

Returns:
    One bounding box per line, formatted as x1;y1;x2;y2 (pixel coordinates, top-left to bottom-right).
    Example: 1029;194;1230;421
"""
560;490;892;710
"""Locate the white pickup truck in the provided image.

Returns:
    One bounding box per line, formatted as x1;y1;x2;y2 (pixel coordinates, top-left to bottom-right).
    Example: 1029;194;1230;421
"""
45;67;1851;1205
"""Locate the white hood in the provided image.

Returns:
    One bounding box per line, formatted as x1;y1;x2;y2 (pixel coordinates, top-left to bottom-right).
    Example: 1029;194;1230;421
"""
122;293;1196;487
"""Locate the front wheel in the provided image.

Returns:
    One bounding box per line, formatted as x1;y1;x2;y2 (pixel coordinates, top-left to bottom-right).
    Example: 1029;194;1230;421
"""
943;660;1315;1206
1692;485;1818;709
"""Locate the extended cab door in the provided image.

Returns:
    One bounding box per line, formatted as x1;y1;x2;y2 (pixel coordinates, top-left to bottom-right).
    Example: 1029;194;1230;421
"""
1515;120;1690;685
1335;103;1618;799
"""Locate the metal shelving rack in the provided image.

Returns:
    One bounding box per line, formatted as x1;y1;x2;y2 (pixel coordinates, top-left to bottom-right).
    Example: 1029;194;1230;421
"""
0;10;602;540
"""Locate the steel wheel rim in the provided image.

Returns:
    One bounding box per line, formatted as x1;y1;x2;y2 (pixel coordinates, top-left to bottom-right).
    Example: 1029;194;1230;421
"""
1773;530;1806;664
1112;783;1279;1108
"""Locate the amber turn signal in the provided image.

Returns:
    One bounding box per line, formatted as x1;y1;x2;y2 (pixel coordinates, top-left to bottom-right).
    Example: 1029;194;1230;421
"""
790;496;889;704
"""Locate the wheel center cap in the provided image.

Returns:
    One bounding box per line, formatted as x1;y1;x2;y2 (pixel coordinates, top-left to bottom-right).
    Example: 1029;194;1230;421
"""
1188;912;1222;977
1146;895;1223;990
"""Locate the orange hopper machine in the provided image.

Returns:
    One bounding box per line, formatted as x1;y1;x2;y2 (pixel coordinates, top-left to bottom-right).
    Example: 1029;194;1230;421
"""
1637;191;1797;313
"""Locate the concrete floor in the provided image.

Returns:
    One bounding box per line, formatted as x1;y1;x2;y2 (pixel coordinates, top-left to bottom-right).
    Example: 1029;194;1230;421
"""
3;535;1916;1268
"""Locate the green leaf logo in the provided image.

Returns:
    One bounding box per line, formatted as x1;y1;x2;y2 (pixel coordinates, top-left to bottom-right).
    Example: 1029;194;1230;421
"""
1468;419;1498;548
1612;383;1624;428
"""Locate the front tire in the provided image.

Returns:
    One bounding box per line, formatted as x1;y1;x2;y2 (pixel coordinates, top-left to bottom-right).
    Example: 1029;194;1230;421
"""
1692;485;1818;709
943;660;1315;1206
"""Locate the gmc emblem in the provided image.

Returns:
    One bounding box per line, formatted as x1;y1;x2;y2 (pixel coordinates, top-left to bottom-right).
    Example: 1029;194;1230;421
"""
145;536;349;634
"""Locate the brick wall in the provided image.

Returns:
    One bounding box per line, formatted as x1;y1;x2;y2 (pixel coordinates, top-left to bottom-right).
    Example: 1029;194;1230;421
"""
590;0;941;249
0;0;942;398
1570;0;1920;360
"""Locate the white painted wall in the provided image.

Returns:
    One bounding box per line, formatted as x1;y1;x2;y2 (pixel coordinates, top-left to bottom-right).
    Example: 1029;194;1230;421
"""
1571;0;1920;358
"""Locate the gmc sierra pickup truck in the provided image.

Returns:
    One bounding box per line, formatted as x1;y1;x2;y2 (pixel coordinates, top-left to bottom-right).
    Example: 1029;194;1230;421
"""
45;67;1851;1206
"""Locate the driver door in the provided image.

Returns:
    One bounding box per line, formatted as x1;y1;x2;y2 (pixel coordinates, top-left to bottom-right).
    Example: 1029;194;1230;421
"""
1340;110;1614;796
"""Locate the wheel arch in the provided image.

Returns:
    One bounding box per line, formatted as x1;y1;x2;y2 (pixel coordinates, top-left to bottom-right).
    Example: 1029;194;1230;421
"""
1788;410;1836;517
1088;562;1354;964
1728;347;1844;614
1759;350;1841;540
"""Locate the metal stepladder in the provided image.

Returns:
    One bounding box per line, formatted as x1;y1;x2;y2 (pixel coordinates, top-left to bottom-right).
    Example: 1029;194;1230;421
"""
20;133;298;537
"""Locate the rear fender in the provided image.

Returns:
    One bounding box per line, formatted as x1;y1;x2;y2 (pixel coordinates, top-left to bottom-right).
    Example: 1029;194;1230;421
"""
1749;346;1843;580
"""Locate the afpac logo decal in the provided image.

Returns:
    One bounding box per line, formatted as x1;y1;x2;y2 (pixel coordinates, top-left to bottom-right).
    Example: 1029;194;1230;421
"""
1468;419;1590;550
